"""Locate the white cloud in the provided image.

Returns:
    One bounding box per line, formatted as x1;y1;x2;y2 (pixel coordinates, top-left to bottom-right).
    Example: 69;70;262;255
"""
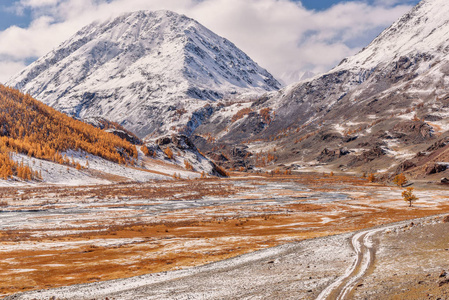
0;0;415;84
0;60;27;83
20;0;61;8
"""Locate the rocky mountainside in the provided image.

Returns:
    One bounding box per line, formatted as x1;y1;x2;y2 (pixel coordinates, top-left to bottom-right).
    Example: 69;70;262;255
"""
7;10;280;139
194;0;449;178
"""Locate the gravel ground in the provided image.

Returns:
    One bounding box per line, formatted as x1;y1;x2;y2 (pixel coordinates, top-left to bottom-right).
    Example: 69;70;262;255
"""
353;215;449;299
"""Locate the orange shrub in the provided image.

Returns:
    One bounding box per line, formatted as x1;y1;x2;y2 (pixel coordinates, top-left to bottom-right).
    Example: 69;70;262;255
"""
164;147;174;159
259;108;272;124
231;108;252;123
184;160;194;171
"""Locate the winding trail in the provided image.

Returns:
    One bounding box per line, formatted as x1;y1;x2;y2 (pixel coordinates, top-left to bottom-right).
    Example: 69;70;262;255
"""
316;225;396;300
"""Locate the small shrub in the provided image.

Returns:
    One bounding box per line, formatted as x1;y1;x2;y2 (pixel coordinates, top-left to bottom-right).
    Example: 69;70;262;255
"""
393;173;407;187
231;108;252;123
412;114;420;122
402;187;418;207
184;160;194;171
260;108;272;124
142;146;150;156
164;147;174;160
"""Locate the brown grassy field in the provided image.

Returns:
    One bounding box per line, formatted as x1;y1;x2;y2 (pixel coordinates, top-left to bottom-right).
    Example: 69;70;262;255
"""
1;173;449;297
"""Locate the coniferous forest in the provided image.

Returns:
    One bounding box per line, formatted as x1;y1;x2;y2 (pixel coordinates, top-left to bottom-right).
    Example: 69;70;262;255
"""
0;85;138;179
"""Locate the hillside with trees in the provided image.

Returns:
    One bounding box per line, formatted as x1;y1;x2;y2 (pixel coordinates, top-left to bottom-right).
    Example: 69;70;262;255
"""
0;85;138;180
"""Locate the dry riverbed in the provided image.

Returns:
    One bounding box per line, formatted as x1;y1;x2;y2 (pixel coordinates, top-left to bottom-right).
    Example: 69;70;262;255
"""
2;174;449;298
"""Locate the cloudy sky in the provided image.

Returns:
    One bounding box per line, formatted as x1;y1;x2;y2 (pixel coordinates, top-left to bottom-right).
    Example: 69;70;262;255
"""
0;0;420;84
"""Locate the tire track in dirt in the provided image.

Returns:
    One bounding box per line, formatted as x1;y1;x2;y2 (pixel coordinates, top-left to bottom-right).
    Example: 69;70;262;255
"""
316;225;396;300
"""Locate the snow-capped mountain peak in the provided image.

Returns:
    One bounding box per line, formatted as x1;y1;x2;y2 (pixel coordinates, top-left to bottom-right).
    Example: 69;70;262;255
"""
7;10;280;138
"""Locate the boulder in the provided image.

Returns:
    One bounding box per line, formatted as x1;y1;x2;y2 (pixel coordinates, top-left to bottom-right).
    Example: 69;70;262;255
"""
396;160;416;173
424;163;447;175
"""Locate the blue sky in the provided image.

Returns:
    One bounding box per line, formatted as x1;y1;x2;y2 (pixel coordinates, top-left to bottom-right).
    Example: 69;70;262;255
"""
0;0;420;84
300;0;371;10
299;0;419;10
0;1;27;30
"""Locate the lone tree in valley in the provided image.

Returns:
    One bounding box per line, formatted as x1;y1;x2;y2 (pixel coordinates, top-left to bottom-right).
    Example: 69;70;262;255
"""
402;187;418;207
393;173;408;187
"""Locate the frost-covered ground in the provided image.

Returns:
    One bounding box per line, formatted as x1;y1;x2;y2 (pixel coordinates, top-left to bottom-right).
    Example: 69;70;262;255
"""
8;215;449;300
3;175;449;298
0;148;210;187
6;232;354;300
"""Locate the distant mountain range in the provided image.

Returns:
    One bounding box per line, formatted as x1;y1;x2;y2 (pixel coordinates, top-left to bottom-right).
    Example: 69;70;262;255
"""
9;0;449;179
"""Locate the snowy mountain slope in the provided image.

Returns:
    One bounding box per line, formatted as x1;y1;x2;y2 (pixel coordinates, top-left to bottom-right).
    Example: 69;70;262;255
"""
335;0;449;71
0;149;216;187
194;0;449;176
7;10;280;139
265;0;449;129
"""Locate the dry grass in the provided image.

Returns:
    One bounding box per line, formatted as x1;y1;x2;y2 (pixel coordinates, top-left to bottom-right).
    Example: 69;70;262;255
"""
2;174;449;296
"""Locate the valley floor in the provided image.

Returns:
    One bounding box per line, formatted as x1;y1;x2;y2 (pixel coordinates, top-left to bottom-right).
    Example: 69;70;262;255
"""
2;173;449;299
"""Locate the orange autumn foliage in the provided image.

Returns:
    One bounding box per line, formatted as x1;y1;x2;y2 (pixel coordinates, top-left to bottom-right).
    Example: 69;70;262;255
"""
164;147;174;159
0;85;138;179
231;108;252;123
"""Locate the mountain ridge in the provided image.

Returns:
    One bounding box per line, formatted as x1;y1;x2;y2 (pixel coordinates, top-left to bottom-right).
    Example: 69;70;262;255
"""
0;84;226;185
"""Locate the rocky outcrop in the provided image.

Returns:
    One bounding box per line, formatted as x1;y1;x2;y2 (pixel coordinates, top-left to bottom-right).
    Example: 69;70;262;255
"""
83;117;142;145
317;148;350;163
393;121;433;143
396;160;417;174
151;134;227;177
424;163;447;175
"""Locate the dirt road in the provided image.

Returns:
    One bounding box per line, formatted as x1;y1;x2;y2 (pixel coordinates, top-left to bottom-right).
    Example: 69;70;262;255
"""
4;176;449;299
317;226;397;300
